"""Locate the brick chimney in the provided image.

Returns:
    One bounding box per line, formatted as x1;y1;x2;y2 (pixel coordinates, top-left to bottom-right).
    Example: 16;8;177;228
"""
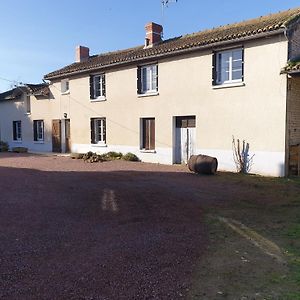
144;22;163;48
75;46;90;63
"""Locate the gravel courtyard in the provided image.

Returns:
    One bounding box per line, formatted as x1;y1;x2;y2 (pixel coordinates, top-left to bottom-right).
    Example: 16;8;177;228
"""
1;153;298;300
0;153;216;300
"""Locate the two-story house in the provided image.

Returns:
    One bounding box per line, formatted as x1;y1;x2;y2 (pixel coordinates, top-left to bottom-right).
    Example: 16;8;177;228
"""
2;8;300;176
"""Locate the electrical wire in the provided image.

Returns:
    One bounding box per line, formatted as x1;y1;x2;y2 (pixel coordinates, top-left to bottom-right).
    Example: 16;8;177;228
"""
0;74;173;148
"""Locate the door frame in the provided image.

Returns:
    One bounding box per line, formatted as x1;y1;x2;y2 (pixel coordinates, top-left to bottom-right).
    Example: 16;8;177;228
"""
173;115;196;164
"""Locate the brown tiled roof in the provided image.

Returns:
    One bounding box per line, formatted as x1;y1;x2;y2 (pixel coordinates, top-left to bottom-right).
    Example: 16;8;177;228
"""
0;84;49;101
26;83;50;96
45;7;300;80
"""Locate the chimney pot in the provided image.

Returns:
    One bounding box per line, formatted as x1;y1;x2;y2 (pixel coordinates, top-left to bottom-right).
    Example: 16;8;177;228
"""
76;46;90;62
144;22;163;48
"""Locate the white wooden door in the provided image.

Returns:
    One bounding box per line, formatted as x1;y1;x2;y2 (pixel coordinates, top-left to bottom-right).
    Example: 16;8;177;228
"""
174;116;196;164
180;127;196;164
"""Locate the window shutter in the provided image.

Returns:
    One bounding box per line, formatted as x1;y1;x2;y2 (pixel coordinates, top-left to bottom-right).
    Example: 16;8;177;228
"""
137;67;141;94
102;74;106;97
103;118;106;143
241;48;245;81
41;121;44;141
142;119;147;149
89;76;94;99
90;119;95;144
156;65;158;92
33;121;37;141
212;52;217;85
150;119;155;150
13;121;17;140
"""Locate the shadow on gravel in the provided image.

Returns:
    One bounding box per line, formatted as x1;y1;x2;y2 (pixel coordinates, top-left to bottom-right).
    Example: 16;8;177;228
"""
0;166;209;300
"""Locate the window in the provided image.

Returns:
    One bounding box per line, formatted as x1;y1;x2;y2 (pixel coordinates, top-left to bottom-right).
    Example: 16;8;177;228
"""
90;74;106;100
26;94;31;114
61;79;69;94
91;118;106;144
213;48;243;85
13;121;22;141
138;64;158;94
33;120;44;142
141;118;155;150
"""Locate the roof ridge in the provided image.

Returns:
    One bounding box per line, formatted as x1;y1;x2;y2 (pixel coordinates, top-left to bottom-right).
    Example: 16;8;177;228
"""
45;7;300;80
182;7;300;39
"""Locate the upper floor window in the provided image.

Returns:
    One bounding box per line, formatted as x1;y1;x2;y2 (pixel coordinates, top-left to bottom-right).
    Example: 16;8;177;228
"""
13;121;22;141
33;120;44;142
138;64;158;94
213;48;244;85
61;79;69;94
90;118;106;144
90;74;106;100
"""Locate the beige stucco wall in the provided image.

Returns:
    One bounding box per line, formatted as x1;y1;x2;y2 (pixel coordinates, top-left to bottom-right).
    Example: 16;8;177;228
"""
0;92;61;152
0;34;289;176
48;34;288;175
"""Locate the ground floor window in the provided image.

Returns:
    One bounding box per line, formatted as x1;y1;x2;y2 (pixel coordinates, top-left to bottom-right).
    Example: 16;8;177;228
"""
33;120;44;141
141;118;155;150
91;118;106;144
13;121;22;141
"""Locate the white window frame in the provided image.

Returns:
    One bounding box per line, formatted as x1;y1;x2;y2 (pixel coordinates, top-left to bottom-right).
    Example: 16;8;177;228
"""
13;121;22;142
140;64;158;94
35;120;44;142
216;48;243;85
93;118;106;144
61;79;70;94
92;74;106;100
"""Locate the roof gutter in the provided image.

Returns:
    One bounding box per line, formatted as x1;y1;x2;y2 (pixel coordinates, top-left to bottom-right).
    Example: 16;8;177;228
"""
44;29;286;81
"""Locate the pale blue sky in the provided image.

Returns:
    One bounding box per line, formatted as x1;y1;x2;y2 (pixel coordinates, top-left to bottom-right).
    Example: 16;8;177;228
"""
0;0;299;92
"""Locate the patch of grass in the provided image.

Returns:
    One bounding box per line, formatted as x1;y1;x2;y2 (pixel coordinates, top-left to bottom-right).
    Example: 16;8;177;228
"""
285;224;300;239
203;172;300;299
285;292;300;300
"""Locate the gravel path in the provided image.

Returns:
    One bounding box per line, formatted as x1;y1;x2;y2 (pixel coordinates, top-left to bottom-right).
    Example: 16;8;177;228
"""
0;153;220;299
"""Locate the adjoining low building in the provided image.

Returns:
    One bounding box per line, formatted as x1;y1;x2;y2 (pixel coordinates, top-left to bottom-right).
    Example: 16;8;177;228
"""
0;84;71;153
2;8;300;176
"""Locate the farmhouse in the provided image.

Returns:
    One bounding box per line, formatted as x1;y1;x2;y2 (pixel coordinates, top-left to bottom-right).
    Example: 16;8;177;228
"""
1;7;300;176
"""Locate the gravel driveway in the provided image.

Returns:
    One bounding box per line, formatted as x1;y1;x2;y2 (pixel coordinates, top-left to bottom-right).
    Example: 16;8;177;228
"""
0;153;217;300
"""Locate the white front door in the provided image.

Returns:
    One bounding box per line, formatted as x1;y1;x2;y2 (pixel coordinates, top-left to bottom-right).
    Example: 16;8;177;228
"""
174;116;196;164
180;127;196;164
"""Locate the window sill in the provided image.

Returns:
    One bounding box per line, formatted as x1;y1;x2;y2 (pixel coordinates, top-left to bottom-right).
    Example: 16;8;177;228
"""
91;143;107;147
213;82;245;89
138;91;159;98
12;140;22;143
61;91;70;95
34;141;44;144
90;97;106;102
140;149;156;153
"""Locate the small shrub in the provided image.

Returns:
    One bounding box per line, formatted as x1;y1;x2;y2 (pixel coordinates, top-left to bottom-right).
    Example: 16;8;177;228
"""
122;152;139;162
81;152;104;163
0;141;9;152
12;147;28;153
232;136;254;174
103;151;123;160
89;153;104;163
70;153;84;159
83;151;94;161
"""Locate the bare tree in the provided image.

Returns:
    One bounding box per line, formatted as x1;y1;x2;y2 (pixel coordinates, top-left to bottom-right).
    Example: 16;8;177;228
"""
232;136;255;174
